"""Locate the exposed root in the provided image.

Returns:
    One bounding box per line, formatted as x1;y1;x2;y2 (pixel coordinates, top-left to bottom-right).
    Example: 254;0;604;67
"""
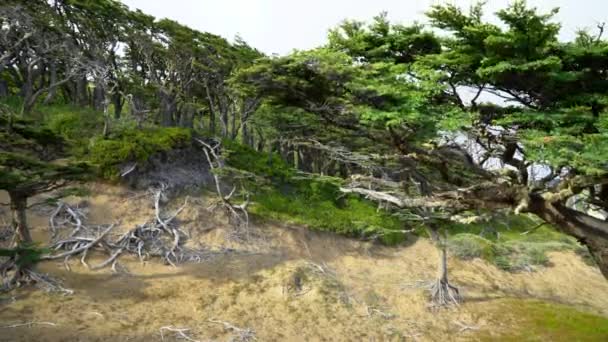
453;320;480;333
0;321;58;329
159;326;201;342
365;306;396;319
196;138;251;242
429;278;461;308
44;189;218;271
1;259;73;295
208;319;257;342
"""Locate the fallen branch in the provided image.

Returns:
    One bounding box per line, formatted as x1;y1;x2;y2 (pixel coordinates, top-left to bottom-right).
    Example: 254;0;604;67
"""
159;326;201;342
208;319;257;341
0;321;58;329
41;224;115;261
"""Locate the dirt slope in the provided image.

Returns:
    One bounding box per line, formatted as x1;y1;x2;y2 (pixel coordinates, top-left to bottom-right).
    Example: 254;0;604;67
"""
1;184;607;341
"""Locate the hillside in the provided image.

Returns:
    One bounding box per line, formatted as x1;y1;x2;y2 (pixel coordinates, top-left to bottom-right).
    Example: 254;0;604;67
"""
1;183;607;341
1;0;608;340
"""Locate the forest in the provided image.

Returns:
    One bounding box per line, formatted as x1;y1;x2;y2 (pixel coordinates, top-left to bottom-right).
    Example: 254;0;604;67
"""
1;0;608;340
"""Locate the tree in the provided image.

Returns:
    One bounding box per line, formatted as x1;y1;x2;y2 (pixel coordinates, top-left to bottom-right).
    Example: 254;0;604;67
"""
0;110;88;289
233;1;608;307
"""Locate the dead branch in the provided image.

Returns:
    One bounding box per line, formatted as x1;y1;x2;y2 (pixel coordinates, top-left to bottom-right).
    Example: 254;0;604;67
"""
41;224;115;261
159;326;201;342
196;138;251;240
0;321;57;329
208;319;257;342
42;188;218;271
453;320;480;333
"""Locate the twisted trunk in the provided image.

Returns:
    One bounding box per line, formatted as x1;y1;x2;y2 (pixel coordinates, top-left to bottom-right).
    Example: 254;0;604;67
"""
528;194;608;278
9;192;31;246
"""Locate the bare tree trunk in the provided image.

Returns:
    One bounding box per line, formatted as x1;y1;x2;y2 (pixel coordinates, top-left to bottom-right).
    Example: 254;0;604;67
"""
93;83;105;111
230;102;237;139
9;192;31;246
179;103;194;128
427;226;461;306
0;79;8;98
204;83;216;135
76;76;89;107
219;97;228;137
528;194;608;278
112;90;123;119
158;88;176;127
43;62;57;105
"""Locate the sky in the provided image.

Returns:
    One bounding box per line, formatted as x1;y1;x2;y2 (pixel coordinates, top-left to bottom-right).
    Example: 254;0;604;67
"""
119;0;608;55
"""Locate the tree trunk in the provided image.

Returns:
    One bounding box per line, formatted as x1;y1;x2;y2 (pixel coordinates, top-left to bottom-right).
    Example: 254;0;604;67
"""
242;121;250;146
528;194;608;278
179;103;194;128
93;83;105;111
427;226;461;306
0;79;8;98
113;90;123;119
204;83;216;135
78;77;89;107
230;103;237;139
158;89;176;127
43;62;57;105
9;192;31;246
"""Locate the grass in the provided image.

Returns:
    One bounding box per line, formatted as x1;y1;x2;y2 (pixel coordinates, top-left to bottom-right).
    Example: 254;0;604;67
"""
479;299;608;341
446;214;591;271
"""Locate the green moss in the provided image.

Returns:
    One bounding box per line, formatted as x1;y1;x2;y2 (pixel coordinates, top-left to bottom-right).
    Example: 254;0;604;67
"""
479;299;608;341
88;126;192;179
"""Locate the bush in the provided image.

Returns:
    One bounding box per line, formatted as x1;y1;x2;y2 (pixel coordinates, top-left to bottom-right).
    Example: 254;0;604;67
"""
223;140;407;245
448;234;496;260
88;126;192;179
448;227;584;272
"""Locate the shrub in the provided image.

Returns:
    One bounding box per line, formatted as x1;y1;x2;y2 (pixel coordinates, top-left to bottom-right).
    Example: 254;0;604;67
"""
88;126;192;179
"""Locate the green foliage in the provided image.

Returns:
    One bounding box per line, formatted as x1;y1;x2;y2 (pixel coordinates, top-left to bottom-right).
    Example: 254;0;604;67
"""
223;140;406;245
0;244;47;268
88;126;192;179
45;104;105;143
447;215;586;271
0;112;91;195
222;139;294;181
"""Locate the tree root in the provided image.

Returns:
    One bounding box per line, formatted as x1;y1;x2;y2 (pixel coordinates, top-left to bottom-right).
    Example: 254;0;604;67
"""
1;259;73;295
196;138;251;242
43;188;217;271
429;278;461;308
208;319;257;342
159;326;201;342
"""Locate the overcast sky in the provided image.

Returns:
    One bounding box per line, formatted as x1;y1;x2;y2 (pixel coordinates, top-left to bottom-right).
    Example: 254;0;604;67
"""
120;0;607;55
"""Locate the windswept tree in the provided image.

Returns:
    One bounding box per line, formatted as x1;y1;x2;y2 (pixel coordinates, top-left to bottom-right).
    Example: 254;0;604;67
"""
233;0;608;306
0;110;88;289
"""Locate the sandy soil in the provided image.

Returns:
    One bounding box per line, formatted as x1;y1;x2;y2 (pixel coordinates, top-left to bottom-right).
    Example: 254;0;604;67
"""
1;184;607;341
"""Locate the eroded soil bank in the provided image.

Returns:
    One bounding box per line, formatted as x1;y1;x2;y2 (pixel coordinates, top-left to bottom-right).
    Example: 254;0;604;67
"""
1;184;607;341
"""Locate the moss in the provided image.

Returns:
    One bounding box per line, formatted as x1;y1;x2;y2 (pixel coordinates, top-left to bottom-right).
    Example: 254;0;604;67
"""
478;299;608;341
88;126;192;179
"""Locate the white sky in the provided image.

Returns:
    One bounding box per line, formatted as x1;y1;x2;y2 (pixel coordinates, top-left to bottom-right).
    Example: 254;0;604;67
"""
119;0;608;55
